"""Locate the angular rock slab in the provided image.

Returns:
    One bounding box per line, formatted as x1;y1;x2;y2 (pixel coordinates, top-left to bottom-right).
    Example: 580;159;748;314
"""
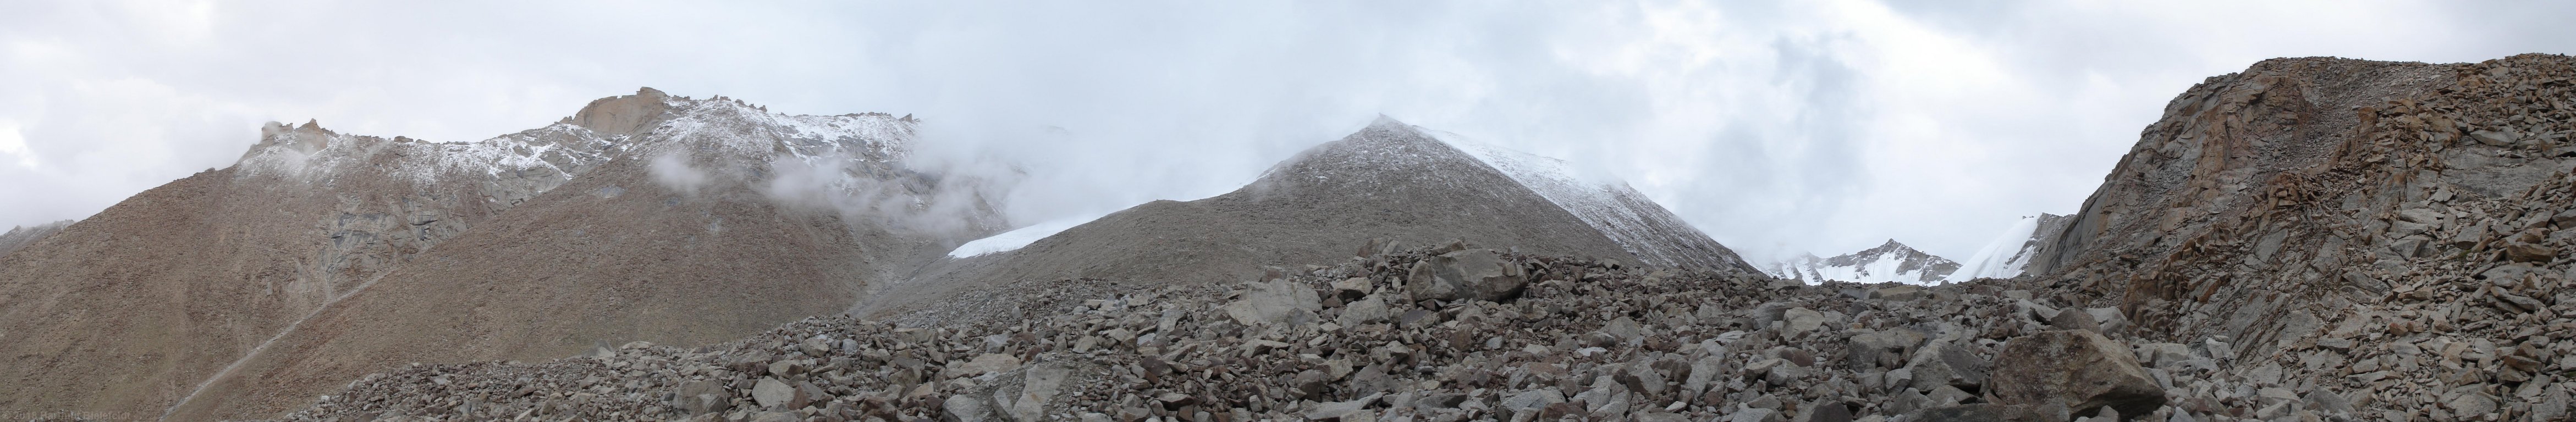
1405;248;1528;302
1221;277;1322;326
1989;330;2165;418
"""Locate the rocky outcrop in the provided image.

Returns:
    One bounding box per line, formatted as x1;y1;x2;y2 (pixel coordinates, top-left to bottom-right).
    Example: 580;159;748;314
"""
2024;54;2576;421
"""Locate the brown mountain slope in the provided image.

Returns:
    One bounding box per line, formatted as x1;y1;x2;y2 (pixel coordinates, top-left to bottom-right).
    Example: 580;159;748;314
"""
2018;54;2576;415
861;119;1754;323
164;90;1001;420
0;120;620;420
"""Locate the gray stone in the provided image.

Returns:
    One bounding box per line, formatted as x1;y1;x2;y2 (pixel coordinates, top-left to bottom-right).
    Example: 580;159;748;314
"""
670;379;731;415
1337;294;1391;326
1928;385;1974;406
2048;308;2100;332
2136;343;2192;368
1907;341;1990;391
1784;308;1828;333
1413;392;1468;410
2083;308;2128;333
943;393;996;422
2533;384;2569;422
2445;393;2496;417
1685;356;1727;395
1988;330;2165;418
2472;129;2521;147
751;377;800;409
1405;248;1528;302
1798;402;1854;422
1332;276;1373;298
1637;412;1692;422
1848;329;1925;370
951;353;1022;376
1903;404;2048;421
1501;389;1566;414
1732;408;1783;422
1006;363;1071;422
1220;277;1322;326
1604;316;1644;341
1306;392;1383;420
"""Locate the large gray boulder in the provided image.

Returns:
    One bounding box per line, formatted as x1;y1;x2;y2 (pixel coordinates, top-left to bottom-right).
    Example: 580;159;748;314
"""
1220;277;1322;326
1907;340;1990;391
1988;330;2166;418
1846;329;1925;370
1405;248;1528;302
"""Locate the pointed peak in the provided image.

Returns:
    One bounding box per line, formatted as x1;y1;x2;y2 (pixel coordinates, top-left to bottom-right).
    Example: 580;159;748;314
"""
1367;114;1409;129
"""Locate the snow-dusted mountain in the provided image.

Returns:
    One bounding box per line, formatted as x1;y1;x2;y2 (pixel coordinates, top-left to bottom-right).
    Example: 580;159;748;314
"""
874;118;1758;321
1765;239;1961;285
1944;213;2070;284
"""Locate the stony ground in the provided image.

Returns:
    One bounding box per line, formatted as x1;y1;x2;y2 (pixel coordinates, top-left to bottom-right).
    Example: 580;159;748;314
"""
259;239;2460;422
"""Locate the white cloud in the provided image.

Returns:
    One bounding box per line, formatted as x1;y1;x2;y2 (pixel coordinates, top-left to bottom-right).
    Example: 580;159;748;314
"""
1;1;2571;263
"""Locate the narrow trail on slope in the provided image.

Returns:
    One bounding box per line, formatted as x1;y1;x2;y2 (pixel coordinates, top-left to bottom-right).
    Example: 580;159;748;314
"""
158;264;413;421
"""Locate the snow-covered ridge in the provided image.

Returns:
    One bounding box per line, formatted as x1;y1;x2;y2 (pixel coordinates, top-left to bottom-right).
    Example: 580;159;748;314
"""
1423;125;1733;269
1942;213;2067;284
234;120;623;192
645;95;914;163
1768;240;1961;285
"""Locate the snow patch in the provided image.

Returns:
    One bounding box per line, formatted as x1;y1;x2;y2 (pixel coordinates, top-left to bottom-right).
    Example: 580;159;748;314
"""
945;213;1107;258
1945;215;2046;284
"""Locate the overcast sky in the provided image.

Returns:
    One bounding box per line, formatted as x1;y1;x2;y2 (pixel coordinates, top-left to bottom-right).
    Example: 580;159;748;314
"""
2;1;2570;262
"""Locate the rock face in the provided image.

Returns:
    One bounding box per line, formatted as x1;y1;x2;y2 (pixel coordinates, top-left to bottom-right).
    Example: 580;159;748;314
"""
865;118;1758;323
1986;330;2164;417
2022;54;2576;422
0;219;71;259
1767;240;1962;285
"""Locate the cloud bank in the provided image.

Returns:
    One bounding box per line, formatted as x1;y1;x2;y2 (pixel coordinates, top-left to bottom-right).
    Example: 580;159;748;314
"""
2;1;2572;262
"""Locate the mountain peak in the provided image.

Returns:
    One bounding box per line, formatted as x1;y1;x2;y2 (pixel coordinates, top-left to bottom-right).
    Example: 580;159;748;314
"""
1766;238;1961;285
568;87;675;136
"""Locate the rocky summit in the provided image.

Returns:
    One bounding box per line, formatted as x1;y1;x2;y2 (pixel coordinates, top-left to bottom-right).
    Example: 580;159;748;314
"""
1766;240;1962;286
2;53;2574;422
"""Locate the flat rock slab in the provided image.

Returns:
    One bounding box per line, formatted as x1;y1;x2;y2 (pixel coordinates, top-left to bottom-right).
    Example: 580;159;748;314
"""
1988;330;2165;418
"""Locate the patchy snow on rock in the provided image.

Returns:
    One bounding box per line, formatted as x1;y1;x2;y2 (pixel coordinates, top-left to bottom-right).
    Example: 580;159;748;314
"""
945;213;1107;258
234;121;623;196
645;97;912;163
